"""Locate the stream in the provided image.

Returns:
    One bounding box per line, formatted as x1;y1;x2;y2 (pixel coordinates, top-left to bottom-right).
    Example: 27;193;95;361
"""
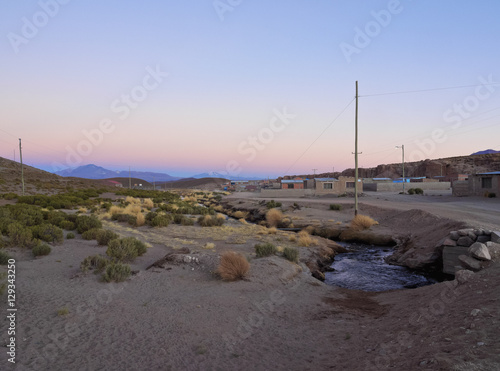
324;242;437;292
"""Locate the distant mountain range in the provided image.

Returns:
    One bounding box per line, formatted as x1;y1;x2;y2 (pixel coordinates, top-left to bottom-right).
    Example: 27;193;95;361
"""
471;149;500;155
55;164;179;182
55;164;264;182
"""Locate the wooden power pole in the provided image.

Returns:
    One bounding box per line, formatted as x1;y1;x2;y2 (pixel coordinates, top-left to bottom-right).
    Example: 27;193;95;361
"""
354;81;359;216
19;138;25;195
129;166;131;189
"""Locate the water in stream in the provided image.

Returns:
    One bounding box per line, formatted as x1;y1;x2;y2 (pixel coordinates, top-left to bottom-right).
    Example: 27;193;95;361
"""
324;242;436;292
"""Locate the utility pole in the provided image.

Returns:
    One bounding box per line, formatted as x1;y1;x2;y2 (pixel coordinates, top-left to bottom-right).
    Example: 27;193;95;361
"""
129;166;131;189
19;139;25;195
396;145;405;193
153;176;155;190
13;149;15;162
354;81;359;216
312;168;318;177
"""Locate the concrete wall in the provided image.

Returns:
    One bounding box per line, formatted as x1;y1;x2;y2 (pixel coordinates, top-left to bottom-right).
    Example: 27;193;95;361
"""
281;182;304;190
452;181;469;197
468;175;500;196
442;246;470;275
370;182;451;192
261;189;313;198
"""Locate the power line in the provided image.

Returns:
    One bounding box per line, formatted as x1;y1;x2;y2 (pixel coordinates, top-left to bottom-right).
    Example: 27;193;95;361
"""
284;97;355;175
360;82;500;98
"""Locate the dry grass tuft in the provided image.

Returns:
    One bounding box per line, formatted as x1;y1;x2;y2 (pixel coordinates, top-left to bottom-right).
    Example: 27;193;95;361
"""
298;231;315;247
239;218;248;225
268;227;278;234
204;242;215;249
350;214;378;230
266;208;283;228
216;252;249;281
216;213;226;221
233;210;248;219
126;196;140;204
305;225;315;234
78;207;88;213
135;212;145;227
289;234;297;242
142;198;154;210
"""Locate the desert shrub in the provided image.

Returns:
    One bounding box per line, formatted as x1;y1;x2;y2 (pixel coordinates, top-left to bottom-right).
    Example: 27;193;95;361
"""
181;217;194;226
134;213;146;227
204;242;215;249
289;234;297;242
255;242;277;258
7;204;44;226
82;228;103;240
66;233;75;239
33;244;51;257
414;188;424;195
329;204;342;211
59;220;75;231
151;215;171;227
7;222;33;247
2;192;18;200
31;224;63;244
96;229;119;246
297;231;313;247
266;208;283;228
268;227;278;234
488;192;496;198
216;251;250;281
266;200;282;209
283;247;299;263
102;262;131;282
350;214;378;230
106;237;147;262
0;250;11;265
76;215;102;234
407;188;415;195
125;196;140;204
81;254;109;273
57;307;69;316
173;214;186;224
198;215;224;227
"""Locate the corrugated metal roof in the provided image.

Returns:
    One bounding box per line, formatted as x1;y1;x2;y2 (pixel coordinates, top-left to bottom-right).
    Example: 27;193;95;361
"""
314;178;338;182
477;171;500;175
281;179;304;183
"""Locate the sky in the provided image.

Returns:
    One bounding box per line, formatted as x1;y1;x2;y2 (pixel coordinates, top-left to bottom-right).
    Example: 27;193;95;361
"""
1;0;499;179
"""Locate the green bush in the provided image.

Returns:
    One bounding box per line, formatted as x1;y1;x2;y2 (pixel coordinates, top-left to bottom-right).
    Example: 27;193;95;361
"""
0;250;11;265
329;204;342;211
266;200;282;209
33;244;51;257
31;224;63;244
407;188;415;195
106;237;147;262
102;262;131;282
7;222;33;247
181;217;194;226
76;215;102;234
81;255;109;273
66;232;75;239
96;229;119;246
58;220;75;231
2;192;18;200
198;215;224;227
414;188;424;195
150;215;171;227
283;247;299;263
255;242;277;258
82;228;103;240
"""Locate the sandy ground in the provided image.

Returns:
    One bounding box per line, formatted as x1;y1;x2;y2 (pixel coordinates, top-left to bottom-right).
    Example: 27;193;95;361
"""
0;192;499;370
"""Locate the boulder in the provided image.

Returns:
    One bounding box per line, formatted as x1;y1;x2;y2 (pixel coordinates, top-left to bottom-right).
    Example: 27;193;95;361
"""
455;269;475;284
468;242;491;261
467;232;477;241
458;228;474;236
473;229;484;236
486;241;500;260
483;230;492;236
491;231;500;244
449;231;460;241
458;255;481;271
457;236;474;247
312;270;325;281
441;238;457;247
477;235;490;243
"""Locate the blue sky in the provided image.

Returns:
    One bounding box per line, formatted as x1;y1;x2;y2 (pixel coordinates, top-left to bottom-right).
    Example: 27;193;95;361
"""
1;0;499;178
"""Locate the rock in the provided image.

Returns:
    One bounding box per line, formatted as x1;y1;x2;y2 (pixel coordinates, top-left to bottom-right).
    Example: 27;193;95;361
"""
473;229;484;236
312;270;325;281
455;269;475;284
468;242;491;261
491;231;500;243
477;342;485;346
470;309;481;317
467;232;477;240
458;228;474;236
486;241;500;260
441;238;457;247
477;235;490;243
457;236;474;247
449;231;460;241
458;255;481;271
483;230;492;236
